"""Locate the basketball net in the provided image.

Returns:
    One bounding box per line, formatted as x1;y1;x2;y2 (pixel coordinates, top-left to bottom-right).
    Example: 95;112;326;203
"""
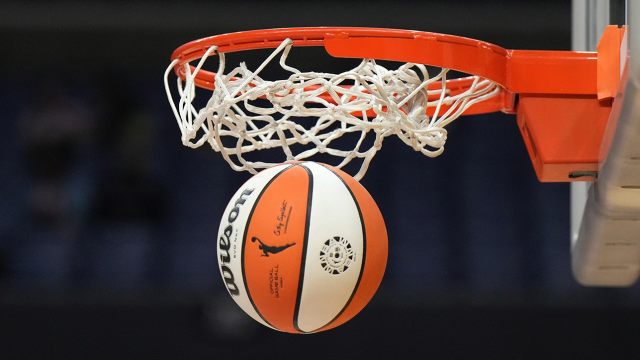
164;39;500;180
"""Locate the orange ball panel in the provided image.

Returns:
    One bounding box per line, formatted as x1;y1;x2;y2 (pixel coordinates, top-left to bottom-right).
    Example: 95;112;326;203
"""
243;166;310;333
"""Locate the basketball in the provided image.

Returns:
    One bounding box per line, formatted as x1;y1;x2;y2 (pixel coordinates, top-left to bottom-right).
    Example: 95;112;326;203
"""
216;162;387;333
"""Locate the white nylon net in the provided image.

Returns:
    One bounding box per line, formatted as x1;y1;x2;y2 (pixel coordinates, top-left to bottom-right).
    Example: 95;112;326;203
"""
164;39;500;180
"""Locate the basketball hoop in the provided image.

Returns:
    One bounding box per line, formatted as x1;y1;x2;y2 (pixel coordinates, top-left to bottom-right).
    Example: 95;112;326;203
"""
165;27;625;181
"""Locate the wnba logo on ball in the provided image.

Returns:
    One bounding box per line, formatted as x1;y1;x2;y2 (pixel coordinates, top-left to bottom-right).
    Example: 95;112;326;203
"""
218;188;254;296
320;236;355;275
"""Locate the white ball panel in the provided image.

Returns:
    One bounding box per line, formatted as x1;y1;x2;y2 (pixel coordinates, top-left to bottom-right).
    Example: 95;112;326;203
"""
296;162;364;332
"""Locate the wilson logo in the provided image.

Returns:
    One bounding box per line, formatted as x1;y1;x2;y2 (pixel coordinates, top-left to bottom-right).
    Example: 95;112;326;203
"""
218;188;254;296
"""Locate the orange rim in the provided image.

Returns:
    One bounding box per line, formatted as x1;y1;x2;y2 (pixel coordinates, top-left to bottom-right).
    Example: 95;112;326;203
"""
169;27;606;114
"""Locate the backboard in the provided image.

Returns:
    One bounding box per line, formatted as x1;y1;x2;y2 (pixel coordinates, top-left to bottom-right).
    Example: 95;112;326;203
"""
571;0;640;286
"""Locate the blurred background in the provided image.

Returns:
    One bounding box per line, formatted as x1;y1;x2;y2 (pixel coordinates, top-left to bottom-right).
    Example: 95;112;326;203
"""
1;0;639;358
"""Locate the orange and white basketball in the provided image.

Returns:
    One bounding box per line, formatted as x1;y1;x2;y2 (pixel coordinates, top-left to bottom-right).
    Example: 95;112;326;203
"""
216;162;387;333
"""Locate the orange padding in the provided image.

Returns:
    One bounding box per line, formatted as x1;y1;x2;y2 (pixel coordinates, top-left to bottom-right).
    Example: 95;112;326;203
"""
516;26;625;182
517;95;612;182
597;26;625;100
